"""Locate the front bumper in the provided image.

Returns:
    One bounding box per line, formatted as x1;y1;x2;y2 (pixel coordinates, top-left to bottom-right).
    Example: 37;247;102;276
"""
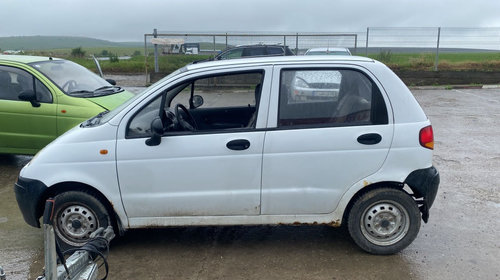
14;176;48;228
405;166;440;223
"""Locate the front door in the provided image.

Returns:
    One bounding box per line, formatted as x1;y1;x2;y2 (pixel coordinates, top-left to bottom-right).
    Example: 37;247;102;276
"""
116;68;271;220
0;65;56;154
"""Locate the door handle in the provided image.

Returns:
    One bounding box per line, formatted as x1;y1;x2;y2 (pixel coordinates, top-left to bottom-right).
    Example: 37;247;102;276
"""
226;139;250;150
357;133;382;145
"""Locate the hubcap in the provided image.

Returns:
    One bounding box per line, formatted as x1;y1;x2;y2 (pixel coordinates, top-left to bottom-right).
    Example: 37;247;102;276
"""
360;201;409;246
57;205;98;244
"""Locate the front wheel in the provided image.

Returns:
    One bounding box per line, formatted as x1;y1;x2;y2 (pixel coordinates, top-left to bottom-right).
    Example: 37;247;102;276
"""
347;188;421;255
52;191;111;251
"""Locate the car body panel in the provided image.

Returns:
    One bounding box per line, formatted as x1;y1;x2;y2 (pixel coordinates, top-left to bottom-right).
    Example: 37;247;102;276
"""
16;56;437;234
0;55;133;155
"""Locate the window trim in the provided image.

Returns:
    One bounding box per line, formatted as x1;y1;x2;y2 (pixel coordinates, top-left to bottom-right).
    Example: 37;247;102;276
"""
125;69;265;139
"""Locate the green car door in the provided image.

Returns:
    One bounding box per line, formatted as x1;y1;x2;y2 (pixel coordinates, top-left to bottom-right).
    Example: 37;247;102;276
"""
0;65;57;155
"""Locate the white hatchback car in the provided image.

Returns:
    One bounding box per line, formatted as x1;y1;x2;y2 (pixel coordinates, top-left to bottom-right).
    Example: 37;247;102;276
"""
15;56;439;255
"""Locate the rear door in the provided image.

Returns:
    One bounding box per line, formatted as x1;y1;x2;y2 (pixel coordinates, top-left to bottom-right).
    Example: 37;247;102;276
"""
261;65;394;214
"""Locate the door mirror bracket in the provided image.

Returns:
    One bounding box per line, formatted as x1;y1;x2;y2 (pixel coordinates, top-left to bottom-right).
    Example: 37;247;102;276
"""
18;90;40;107
145;118;164;146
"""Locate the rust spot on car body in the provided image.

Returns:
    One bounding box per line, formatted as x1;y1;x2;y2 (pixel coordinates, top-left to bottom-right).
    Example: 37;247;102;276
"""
286;220;341;227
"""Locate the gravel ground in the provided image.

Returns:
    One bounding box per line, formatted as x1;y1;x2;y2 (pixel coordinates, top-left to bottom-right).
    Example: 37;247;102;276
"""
0;87;498;280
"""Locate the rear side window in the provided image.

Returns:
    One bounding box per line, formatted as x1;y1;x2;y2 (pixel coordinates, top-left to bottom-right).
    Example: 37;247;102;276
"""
278;69;388;128
267;47;284;55
242;47;266;57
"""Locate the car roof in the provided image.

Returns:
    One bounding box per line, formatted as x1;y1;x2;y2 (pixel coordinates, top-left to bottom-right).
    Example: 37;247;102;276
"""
306;47;350;52
0;54;63;64
185;55;373;72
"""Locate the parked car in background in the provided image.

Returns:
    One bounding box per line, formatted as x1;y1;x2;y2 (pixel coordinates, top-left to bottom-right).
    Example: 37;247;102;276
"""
305;47;352;56
214;44;295;60
16;55;439;255
0;55;134;155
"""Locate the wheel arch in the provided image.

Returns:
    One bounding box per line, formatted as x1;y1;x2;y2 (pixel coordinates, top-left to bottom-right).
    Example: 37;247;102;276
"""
39;181;125;236
341;181;408;226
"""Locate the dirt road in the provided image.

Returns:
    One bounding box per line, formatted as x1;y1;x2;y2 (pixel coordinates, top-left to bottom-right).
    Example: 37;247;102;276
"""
0;88;498;279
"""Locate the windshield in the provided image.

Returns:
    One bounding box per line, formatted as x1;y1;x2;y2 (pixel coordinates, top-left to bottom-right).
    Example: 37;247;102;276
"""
90;67;188;126
29;59;122;97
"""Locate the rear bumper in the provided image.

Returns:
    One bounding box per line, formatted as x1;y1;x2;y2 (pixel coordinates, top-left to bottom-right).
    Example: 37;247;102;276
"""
14;176;47;228
405;166;440;223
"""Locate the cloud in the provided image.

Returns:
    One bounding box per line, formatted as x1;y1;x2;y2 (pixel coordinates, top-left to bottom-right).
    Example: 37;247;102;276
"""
0;0;499;41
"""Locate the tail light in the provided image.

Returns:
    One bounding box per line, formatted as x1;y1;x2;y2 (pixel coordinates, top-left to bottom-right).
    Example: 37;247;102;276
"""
419;125;434;150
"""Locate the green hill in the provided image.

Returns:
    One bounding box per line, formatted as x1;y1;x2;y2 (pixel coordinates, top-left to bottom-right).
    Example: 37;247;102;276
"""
0;36;143;50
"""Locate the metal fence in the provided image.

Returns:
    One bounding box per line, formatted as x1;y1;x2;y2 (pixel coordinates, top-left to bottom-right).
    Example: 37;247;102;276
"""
145;27;500;72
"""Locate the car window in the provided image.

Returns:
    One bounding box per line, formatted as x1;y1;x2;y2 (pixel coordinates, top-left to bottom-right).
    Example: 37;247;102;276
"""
34;79;53;103
0;66;52;103
267;47;284;55
218;48;244;60
278;69;388;128
128;71;263;137
242;47;266;57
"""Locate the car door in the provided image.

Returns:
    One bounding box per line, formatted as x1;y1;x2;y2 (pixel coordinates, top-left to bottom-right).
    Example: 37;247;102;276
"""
0;65;56;154
116;67;271;221
261;65;394;215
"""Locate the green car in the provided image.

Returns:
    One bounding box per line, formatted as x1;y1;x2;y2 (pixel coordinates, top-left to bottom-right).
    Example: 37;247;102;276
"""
0;55;134;155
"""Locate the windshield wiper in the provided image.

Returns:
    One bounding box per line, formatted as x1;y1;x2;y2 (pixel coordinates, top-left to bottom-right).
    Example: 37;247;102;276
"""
93;85;123;96
68;90;94;96
95;85;122;92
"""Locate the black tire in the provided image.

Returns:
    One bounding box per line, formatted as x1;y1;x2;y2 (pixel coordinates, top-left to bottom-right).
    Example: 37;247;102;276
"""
347;188;421;255
52;191;111;251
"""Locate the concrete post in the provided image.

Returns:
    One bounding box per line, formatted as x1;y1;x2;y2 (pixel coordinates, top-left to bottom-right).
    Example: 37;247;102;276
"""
153;29;159;73
434;27;441;71
365;27;370;56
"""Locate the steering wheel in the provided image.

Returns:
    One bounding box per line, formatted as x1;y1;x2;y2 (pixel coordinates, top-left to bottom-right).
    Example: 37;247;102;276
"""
175;104;198;131
62;80;77;92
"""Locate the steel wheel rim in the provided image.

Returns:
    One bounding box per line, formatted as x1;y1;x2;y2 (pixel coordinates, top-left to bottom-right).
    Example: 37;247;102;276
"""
55;204;98;245
360;201;409;246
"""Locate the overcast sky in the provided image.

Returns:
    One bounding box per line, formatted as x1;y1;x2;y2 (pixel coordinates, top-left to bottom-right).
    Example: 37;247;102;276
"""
1;0;499;42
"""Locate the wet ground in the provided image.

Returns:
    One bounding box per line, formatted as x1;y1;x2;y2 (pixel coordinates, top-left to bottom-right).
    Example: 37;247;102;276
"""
0;87;499;279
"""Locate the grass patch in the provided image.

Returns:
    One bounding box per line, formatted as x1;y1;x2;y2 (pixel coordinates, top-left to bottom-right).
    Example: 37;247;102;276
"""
21;47;500;74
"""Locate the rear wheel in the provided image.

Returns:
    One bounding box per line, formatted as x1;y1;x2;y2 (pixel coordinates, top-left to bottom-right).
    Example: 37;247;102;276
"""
52;191;111;251
347;188;421;255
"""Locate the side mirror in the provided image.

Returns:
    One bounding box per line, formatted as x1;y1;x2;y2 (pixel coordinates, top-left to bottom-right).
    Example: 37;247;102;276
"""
145;117;164;146
191;95;204;108
18;90;40;107
106;79;117;85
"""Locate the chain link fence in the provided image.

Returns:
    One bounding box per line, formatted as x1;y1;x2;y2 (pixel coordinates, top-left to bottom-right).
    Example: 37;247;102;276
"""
145;28;500;73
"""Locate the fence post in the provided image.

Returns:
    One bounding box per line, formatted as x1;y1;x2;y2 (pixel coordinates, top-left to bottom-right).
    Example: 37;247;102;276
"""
365;27;369;56
354;34;358;55
284;35;286;47
213;35;216;57
295;33;299;55
153;28;159;73
144;33;148;85
434;27;441;71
